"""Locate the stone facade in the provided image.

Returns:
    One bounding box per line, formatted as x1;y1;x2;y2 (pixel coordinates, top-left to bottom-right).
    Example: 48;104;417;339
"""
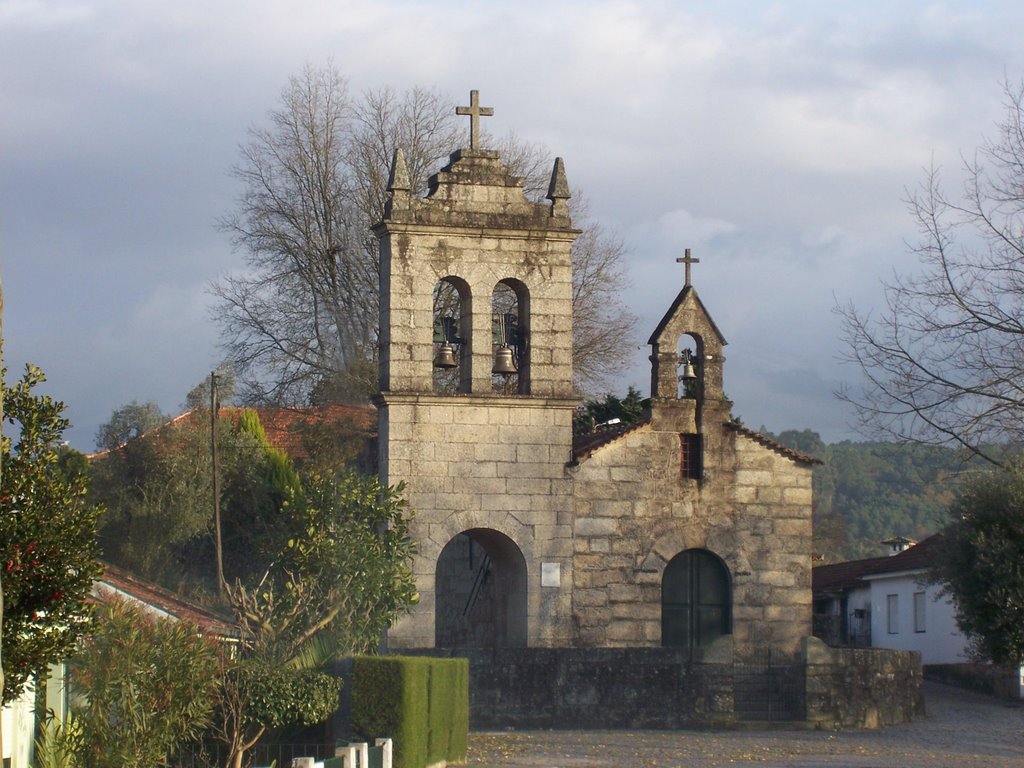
376;94;816;654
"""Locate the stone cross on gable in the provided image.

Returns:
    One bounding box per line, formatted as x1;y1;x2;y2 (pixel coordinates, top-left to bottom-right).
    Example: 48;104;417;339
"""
456;90;494;150
677;248;700;287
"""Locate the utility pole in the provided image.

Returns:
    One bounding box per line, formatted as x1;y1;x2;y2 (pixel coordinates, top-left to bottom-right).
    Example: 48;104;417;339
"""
211;371;226;598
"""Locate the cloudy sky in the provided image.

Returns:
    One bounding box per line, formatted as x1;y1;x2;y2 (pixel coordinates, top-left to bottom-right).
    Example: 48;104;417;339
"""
3;0;1024;451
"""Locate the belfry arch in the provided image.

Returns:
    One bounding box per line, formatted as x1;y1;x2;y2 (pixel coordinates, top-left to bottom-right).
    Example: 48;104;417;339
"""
433;276;472;393
435;528;529;649
491;278;530;394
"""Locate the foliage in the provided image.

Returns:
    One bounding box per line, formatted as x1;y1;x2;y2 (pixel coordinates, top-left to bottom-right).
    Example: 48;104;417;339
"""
34;714;83;768
229;471;418;660
837;80;1024;466
214;471;417;768
0;364;102;704
70;599;218;768
93;400;166;452
215;63;636;404
89;405;294;593
350;656;468;768
573;386;646;435
933;465;1024;666
769;430;969;561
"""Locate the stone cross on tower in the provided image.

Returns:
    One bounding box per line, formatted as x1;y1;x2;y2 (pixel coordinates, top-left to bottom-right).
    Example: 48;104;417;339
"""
677;248;700;287
456;90;494;150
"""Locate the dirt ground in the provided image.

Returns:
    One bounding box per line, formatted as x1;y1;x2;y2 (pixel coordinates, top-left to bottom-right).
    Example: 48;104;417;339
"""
466;682;1023;767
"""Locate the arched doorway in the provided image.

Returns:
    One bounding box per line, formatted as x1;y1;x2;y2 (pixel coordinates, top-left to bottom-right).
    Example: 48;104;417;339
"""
435;528;528;648
662;549;731;652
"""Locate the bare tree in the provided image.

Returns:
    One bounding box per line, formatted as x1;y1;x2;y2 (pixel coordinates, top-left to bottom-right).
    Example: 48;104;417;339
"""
837;81;1024;466
215;64;636;403
570;193;638;391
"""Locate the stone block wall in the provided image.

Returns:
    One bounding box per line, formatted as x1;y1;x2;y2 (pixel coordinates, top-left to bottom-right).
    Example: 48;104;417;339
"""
403;639;924;730
803;637;925;728
382;393;577;648
570;420;813;650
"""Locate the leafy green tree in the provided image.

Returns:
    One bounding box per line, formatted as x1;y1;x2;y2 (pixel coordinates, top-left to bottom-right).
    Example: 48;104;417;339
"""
214;471;418;768
0;364;102;704
94;400;166;451
71;599;219;768
90;406;292;594
573;386;646;435
933;465;1024;666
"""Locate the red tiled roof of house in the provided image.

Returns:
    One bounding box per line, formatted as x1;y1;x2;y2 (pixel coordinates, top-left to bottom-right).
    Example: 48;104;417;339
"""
813;534;945;594
88;403;376;462
249;404;376;461
94;562;240;639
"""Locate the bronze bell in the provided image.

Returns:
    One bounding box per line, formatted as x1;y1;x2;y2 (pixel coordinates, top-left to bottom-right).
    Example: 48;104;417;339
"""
680;359;697;381
492;345;517;374
433;343;458;369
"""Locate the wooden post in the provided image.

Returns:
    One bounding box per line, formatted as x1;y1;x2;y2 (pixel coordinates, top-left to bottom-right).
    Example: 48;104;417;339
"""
211;372;225;597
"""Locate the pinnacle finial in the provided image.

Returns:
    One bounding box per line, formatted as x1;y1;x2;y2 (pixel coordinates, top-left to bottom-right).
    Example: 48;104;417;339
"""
547;157;571;219
387;147;411;193
546;157;571;201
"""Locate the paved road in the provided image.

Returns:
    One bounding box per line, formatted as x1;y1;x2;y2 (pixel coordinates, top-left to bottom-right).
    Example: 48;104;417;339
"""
467;682;1023;767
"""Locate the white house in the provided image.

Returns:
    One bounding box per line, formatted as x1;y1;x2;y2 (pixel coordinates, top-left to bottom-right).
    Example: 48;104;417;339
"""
813;535;969;664
2;563;239;767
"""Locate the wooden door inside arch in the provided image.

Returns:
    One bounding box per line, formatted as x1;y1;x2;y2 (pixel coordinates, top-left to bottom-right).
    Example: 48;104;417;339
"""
661;549;731;654
434;528;528;648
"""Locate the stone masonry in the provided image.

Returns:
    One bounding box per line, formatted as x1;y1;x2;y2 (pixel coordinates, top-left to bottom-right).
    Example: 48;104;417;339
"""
375;92;817;654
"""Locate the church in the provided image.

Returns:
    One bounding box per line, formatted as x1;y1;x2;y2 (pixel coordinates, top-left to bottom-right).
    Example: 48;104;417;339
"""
373;91;816;659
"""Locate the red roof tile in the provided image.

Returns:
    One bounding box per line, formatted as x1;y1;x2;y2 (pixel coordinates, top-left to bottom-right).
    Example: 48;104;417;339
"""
813;534;945;594
95;562;240;639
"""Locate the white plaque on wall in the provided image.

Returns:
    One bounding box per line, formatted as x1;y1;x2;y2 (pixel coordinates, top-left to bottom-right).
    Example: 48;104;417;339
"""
541;561;561;588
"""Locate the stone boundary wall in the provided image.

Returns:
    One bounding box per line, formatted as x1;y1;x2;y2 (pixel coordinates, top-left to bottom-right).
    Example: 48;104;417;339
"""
405;638;924;730
426;647;734;729
803;637;925;728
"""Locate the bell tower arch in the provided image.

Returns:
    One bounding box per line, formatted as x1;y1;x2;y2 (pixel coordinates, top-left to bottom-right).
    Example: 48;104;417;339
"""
375;92;580;648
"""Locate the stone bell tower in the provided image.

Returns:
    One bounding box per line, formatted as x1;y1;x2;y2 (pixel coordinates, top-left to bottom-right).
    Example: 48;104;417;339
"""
373;92;580;649
647;249;731;479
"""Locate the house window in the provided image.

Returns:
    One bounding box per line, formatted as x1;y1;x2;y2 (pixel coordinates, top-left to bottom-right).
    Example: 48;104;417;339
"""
914;591;926;633
680;434;702;480
886;594;899;634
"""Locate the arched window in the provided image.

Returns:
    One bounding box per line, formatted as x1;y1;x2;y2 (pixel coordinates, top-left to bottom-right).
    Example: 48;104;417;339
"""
662;549;731;652
491;279;530;395
433;277;471;394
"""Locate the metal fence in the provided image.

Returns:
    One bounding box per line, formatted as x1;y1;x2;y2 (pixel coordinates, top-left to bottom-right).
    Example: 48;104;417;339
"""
732;647;806;722
172;742;335;768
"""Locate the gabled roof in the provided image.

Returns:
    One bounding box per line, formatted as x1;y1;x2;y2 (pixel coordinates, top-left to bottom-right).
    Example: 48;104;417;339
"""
95;563;240;639
813;534;944;595
647;285;728;347
571;418;650;463
725;421;823;466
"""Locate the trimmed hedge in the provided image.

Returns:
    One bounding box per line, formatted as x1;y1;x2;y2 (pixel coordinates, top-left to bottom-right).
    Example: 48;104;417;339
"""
351;656;469;768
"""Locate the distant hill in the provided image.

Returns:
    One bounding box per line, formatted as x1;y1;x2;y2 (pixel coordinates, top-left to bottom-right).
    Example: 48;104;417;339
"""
767;429;988;562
